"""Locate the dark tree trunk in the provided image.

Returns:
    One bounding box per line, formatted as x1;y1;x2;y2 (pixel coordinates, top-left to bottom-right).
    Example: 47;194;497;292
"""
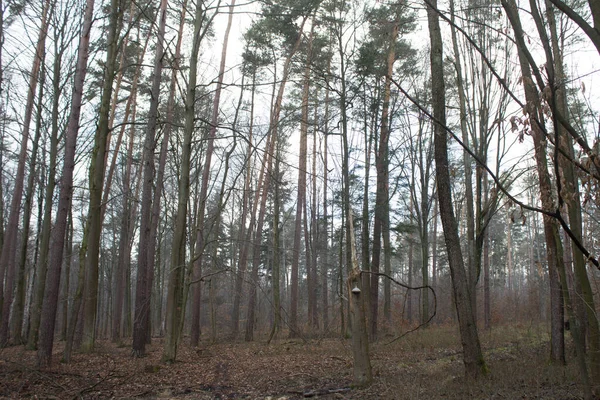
0;0;50;343
132;0;168;356
37;0;94;367
427;0;487;379
80;0;123;353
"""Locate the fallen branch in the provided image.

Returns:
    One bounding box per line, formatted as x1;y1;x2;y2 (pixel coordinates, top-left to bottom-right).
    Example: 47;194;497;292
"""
288;387;352;397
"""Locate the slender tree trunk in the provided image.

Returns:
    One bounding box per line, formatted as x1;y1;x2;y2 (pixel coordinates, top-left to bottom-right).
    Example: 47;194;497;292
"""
290;20;314;337
231;70;256;339
310;89;319;329
27;13;64;348
545;1;600;378
268;147;282;343
80;0;124;353
63;220;88;362
0;0;50;335
503;0;583;381
361;82;372;333
449;0;477;321
112;28;149;344
7;62;45;345
371;21;398;340
322;60;330;332
483;175;491;330
132;0;168;356
99;5;136;225
163;0;216;363
190;0;235;347
37;0;94;366
427;0;487;379
407;226;413;324
146;0;187;345
247;16;310;341
60;210;73;341
431;196;438;290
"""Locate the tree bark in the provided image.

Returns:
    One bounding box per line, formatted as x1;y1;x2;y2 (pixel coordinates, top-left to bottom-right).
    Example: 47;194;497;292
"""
0;0;50;339
231;70;256;339
426;0;487;379
246;15;310;341
37;0;94;367
163;0;216;362
80;0;124;353
290;20;314;337
132;0;168;356
371;20;398;340
544;0;600;379
190;0;235;347
6;60;45;345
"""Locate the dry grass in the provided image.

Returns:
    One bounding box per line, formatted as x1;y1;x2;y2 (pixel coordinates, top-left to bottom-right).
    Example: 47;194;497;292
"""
0;323;586;399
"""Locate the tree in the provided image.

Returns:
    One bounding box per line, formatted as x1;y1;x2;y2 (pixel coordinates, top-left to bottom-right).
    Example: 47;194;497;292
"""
190;0;236;348
425;0;487;379
244;0;317;341
501;0;593;395
132;0;168;356
0;0;50;345
79;0;125;353
163;0;218;363
37;0;95;367
290;16;315;338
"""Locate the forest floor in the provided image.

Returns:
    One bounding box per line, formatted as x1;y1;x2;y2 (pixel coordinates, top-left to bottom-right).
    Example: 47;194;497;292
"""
0;323;586;399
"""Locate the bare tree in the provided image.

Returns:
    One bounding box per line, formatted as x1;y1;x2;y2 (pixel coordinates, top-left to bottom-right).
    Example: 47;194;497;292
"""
426;0;487;379
37;0;94;367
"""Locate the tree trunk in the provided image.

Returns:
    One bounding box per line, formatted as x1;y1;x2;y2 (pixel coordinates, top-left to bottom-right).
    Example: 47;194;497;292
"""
345;130;372;388
231;70;256;339
449;0;477;321
322;58;331;332
371;20;398;340
80;0;123;353
111;28;149;344
26;13;65;348
37;0;94;367
132;0;168;356
483;175;491;330
6;61;45;345
0;0;50;338
427;0;487;379
502;0;589;388
361;81;373;334
310;89;319;329
268;147;282;343
545;0;600;378
190;0;235;347
290;20;314;337
247;15;310;341
162;0;214;363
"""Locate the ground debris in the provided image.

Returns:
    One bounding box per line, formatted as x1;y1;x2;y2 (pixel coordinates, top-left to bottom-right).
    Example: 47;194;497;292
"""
288;387;352;397
0;324;586;399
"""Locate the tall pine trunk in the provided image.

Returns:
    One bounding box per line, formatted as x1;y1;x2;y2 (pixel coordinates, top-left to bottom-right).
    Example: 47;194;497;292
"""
290;20;314;337
80;0;124;353
132;0;168;356
190;0;235;347
0;0;50;341
162;0;214;363
247;15;310;341
37;0;94;367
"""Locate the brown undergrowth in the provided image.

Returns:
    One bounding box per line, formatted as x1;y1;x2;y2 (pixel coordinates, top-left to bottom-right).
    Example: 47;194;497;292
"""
0;323;585;399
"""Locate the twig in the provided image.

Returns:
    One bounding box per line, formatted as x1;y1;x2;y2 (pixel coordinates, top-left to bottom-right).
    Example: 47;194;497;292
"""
359;271;437;344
